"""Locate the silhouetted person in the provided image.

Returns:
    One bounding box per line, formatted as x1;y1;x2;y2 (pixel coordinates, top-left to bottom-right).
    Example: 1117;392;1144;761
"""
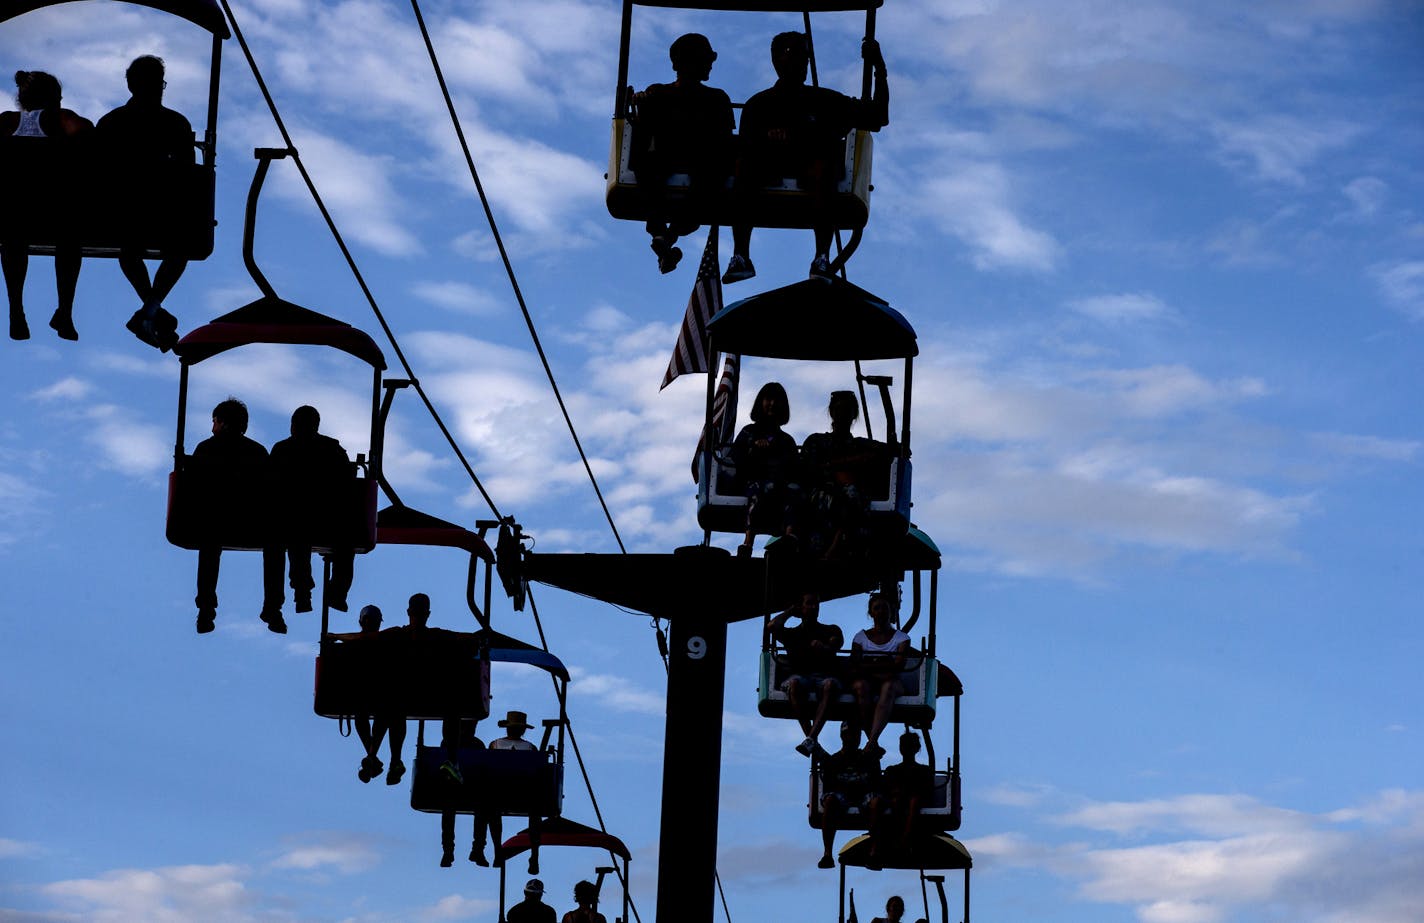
269;405;356;614
730;381;800;556
801;390;886;558
631;33;734;274
381;593;481;787
722;33;888;284
508;879;556;923
769;591;843;757
1;70;92;341
850;593;909;759
439;717;498;868
872;731;935;864
562;880;607;923
871;895;906;923
191;398;285;634
327;604;388;781
818;720;881;869
490;709;538;751
97;55;193;352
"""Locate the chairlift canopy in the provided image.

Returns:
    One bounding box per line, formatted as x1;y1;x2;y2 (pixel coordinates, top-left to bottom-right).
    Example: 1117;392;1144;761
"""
175;296;386;369
500;817;632;862
839;832;972;871
473;628;570;682
710;278;917;360
376;505;494;561
0;0;231;37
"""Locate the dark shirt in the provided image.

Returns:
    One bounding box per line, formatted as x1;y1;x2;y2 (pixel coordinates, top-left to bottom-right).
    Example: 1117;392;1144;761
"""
738;79;881;177
774;618;843;674
882;759;934;807
731;421;798;485
633;81;734;175
801;430;885;490
269;432;353;533
821;747;880;804
507;899;557;923
96;100;193;169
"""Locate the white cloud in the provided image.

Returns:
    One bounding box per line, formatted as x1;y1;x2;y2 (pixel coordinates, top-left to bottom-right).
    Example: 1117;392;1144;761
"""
567;666;666;717
419;893;498;921
29;376;93;402
920;161;1061;271
1209;115;1360;185
85;404;169;477
42;864;254;923
1343;176;1387;217
1067;293;1173;324
410;281;504;316
1371;260;1424;320
270;835;379;874
1311;432;1420;463
0;837;43;858
984;788;1424;923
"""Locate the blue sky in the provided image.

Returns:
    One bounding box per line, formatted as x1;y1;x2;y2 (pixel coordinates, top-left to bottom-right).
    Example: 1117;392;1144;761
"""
2;1;1422;921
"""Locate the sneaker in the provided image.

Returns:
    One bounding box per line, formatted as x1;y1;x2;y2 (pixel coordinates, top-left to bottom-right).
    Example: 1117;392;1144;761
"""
358;756;383;783
721;254;756;284
386;759;406;785
863;743;885;761
196;608;216;634
9;313;29;341
795;736;816;757
812;741;830;760
438;759;463;785
294;591;312;614
809;255;833;281
48;310;78;341
651;236;683;274
259;608;288;634
126;310;163;350
470;843;489;866
817;855;835;869
327;594;348;612
440;848;454;868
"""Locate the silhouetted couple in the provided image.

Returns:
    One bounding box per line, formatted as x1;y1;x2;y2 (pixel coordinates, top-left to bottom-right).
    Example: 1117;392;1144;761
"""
193;399;355;634
2;56;193;348
633;31;888;281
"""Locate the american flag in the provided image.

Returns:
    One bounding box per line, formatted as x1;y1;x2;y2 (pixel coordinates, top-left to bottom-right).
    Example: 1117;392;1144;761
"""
660;232;722;390
691;352;739;483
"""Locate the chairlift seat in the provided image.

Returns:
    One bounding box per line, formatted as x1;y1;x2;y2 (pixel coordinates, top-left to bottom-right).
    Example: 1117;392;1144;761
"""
409;746;563;817
809;767;958;832
606;122;872;230
313;634;491;721
758;649;938;726
696;447;910;536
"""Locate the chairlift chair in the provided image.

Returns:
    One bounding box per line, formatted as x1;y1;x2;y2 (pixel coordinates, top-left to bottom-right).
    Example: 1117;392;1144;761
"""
167;152;385;574
606;1;884;234
498;818;633;923
314;505;503;721
759;536;953;735
837;836;972;923
0;0;227;259
697;277;916;550
408;638;570;821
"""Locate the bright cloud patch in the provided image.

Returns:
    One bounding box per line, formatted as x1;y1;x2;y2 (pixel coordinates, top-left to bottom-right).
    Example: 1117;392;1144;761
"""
1068;293;1172;324
1372;261;1424;321
42;864;253;923
975;789;1424;923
